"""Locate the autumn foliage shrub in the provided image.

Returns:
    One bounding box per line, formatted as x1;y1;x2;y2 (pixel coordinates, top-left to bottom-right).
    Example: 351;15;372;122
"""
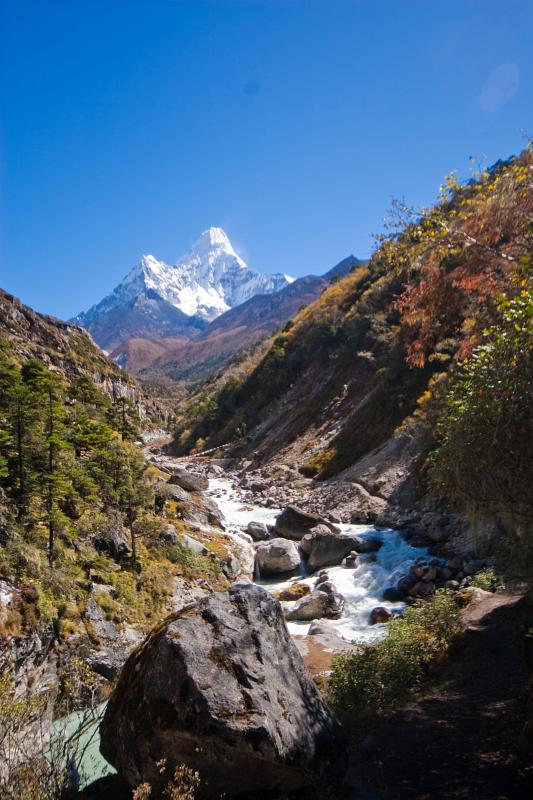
387;150;533;367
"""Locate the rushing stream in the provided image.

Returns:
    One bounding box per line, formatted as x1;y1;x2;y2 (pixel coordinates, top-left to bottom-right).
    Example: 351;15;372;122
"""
60;473;427;787
209;477;427;643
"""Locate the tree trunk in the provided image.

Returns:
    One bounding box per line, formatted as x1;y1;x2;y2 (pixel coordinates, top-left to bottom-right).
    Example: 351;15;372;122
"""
15;399;25;520
48;386;55;565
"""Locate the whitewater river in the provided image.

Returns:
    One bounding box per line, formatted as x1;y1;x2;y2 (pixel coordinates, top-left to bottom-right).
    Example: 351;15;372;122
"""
209;478;426;644
59;475;426;787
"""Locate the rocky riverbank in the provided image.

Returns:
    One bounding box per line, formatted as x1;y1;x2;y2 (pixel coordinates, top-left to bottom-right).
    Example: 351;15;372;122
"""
86;455;533;799
2;448;517;798
147;451;499;655
202;428;476;558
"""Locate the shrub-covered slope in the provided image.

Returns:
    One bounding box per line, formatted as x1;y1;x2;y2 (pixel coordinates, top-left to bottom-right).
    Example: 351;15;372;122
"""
175;148;533;547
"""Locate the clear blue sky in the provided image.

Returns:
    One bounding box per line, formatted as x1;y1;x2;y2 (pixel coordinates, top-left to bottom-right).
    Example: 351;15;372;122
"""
1;0;532;319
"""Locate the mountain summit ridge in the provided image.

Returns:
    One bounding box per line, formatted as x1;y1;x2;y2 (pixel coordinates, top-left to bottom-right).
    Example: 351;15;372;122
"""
72;227;293;349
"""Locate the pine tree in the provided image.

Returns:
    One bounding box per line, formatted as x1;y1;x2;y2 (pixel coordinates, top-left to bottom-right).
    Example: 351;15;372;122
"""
113;439;152;566
21;361;72;563
4;375;41;520
107;395;140;442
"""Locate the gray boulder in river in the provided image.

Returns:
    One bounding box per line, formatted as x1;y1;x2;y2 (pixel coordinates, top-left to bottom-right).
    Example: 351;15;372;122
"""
255;537;300;575
99;584;347;798
285;588;345;621
168;466;209;492
300;526;357;571
273;505;340;540
245;520;269;541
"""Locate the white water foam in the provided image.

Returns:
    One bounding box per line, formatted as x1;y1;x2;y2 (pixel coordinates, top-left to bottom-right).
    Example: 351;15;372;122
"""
209;478;426;644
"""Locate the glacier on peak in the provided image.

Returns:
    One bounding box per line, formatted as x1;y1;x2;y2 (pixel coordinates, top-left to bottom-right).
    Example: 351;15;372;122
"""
73;227;293;329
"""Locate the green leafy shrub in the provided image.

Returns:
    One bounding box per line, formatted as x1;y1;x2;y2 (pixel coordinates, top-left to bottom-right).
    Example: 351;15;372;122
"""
470;570;498;591
162;543;220;578
431;281;533;565
329;590;461;721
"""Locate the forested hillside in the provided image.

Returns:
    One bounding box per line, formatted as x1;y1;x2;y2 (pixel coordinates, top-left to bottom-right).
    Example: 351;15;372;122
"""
0;294;232;650
0;289;167;423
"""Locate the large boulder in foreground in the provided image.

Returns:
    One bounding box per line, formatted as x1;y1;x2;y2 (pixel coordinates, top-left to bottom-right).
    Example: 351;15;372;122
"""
274;505;341;540
100;584;347;798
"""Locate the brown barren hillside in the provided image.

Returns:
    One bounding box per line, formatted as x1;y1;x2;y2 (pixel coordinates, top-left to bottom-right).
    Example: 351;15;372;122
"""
111;336;191;373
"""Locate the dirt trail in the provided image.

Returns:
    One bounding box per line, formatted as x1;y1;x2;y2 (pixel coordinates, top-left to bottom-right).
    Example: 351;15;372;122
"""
346;590;533;800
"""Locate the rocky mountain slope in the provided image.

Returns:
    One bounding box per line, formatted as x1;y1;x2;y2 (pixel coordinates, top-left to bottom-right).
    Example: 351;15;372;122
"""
174;150;533;550
0;288;166;422
127;255;360;384
73;227;292;351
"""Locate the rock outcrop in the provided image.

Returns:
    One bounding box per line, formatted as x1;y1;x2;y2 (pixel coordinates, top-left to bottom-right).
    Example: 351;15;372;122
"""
100;584;347;798
90;512;132;561
155;475;224;529
155;481;190;507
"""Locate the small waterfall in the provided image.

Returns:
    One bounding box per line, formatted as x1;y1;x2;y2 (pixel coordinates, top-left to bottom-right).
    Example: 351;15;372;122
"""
298;549;308;578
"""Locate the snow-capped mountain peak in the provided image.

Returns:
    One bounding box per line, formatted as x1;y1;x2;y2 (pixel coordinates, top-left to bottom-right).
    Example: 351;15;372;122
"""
72;228;293;348
191;226;239;254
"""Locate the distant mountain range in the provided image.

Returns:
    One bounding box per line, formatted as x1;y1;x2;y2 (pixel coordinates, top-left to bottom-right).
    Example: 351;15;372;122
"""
72;227;293;351
126;255;361;384
73;227;361;385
